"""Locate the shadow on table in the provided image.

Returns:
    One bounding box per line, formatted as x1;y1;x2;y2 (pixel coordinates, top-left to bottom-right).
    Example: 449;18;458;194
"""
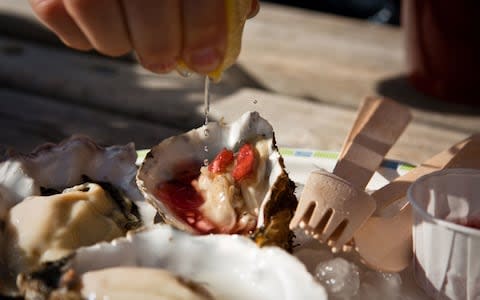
0;10;58;45
376;75;480;116
0;11;264;152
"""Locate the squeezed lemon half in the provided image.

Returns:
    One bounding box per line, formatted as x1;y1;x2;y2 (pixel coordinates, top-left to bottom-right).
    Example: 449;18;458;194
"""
177;0;252;82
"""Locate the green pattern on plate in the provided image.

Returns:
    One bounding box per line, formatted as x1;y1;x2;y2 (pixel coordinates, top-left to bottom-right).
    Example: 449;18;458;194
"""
279;148;295;156
279;148;338;159
313;151;338;159
398;163;415;171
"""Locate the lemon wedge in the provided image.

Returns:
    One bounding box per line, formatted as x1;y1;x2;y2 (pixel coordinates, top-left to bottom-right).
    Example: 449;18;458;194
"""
177;0;252;82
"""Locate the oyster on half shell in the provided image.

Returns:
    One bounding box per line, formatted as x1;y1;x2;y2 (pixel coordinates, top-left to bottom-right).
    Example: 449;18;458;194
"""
137;112;297;250
17;224;327;300
0;136;155;296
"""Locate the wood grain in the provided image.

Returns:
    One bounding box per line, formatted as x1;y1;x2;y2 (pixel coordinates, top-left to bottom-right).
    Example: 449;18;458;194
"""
1;1;478;133
239;3;480;134
239;3;404;106
0;89;182;153
0;1;478;163
207;88;470;165
0;36;260;130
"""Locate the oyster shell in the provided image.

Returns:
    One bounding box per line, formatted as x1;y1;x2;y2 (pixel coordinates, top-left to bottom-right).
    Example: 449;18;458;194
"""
137;112;297;250
17;224;327;300
0;136;155;296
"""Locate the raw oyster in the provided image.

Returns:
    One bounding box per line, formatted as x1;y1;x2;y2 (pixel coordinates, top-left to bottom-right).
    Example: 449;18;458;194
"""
0;136;155;296
17;224;327;300
137;112;297;250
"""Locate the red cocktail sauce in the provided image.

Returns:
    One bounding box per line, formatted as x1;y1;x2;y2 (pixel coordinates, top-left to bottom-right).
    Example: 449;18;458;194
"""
208;148;234;174
155;172;216;234
155;144;256;234
208;144;256;182
232;144;255;181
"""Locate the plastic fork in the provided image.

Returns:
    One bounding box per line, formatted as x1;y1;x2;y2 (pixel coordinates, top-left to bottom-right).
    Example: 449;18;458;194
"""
353;133;480;272
290;96;412;252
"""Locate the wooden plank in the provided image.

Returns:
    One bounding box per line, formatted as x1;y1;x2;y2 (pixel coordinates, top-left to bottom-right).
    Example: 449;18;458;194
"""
0;0;404;112
207;88;472;165
3;84;472;166
0;36;261;130
239;4;480;134
239;3;405;107
1;1;477;137
0;89;181;153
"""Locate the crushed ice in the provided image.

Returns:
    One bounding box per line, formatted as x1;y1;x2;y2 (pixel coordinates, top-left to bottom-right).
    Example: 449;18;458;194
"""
292;229;428;300
315;257;360;299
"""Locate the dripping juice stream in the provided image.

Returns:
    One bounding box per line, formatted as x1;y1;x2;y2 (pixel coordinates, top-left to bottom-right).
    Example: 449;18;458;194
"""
203;76;211;166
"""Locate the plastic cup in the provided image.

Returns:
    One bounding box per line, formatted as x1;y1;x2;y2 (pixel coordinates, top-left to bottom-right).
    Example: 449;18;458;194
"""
408;168;480;300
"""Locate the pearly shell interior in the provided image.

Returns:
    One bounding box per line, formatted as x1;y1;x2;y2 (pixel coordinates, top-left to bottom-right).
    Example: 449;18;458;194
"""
137;112;292;234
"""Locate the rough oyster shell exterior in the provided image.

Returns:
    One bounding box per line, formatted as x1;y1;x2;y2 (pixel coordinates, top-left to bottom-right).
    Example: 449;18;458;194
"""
137;112;297;250
0;135;155;221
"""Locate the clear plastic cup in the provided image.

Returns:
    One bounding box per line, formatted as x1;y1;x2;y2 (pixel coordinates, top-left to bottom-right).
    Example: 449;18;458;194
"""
408;168;480;300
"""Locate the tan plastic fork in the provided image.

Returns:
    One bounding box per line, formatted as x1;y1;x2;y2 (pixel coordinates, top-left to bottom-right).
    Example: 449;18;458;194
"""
290;96;412;252
354;133;480;272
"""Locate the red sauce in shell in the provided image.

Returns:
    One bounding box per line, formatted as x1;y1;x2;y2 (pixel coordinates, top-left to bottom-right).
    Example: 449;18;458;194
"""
232;143;256;181
155;169;215;234
208;148;234;174
155;143;257;234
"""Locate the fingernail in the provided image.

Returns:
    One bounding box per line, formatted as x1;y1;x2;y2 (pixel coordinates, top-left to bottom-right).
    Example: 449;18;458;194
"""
188;48;221;73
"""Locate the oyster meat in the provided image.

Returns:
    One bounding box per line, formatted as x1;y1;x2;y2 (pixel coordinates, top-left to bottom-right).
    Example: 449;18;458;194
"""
0;136;155;296
4;182;141;277
137;112;297;250
17;224;327;300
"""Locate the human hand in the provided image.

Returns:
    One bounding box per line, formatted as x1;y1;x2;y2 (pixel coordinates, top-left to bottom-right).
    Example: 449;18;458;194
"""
29;0;259;75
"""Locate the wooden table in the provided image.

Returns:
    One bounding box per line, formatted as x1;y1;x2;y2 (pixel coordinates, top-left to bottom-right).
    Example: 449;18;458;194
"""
1;0;479;166
2;3;479;300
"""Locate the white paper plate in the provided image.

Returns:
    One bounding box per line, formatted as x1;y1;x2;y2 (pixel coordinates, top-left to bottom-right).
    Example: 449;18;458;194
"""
135;148;428;299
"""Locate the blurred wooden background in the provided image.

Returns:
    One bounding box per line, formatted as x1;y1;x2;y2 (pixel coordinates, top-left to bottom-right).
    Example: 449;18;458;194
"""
0;1;478;165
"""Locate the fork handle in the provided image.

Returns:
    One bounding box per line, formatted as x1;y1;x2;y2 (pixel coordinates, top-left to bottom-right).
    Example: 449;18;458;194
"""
373;133;480;211
333;96;411;190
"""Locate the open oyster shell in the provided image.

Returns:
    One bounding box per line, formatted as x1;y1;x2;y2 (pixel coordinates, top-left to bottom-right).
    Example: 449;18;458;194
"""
0;135;143;205
137;112;297;250
0;136;155;296
17;224;327;300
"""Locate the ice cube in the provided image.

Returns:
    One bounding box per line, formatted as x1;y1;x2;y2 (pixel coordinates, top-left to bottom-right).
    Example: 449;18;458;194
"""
295;248;334;273
314;257;360;299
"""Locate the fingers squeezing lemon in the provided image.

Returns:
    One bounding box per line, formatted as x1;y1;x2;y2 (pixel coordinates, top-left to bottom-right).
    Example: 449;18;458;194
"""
177;0;253;82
